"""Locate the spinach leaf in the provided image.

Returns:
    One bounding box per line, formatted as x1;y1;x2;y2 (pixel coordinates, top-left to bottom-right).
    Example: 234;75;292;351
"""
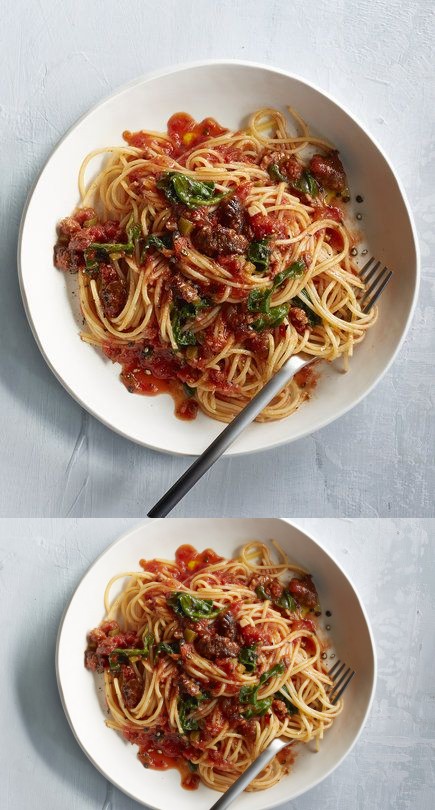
292;170;319;198
267;163;287;183
108;632;154;673
239;662;285;717
171;298;209;348
275;591;297;612
157;172;229;209
247;287;271;314
259;663;285;684
247;239;270;272
167;592;220;621
155;640;180;656
294;289;322;326
178;695;200;733
142;233;173;255
273;260;306;288
244;697;273;718
126;216;142;245
178;691;208;734
252;304;289;332
247;261;306;319
238;645;258;672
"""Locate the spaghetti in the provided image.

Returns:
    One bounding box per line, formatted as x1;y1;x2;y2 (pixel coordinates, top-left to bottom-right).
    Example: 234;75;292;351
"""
55;107;376;422
84;541;341;792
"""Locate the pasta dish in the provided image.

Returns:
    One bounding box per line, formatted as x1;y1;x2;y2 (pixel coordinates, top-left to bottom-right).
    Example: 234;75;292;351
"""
84;541;341;792
55;107;375;422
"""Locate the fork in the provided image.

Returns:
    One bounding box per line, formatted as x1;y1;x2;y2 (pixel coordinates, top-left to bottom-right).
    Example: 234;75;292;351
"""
148;258;392;517
209;660;356;810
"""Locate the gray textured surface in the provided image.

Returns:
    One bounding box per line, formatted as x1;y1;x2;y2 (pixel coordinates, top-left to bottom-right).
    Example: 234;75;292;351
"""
1;518;434;809
1;0;434;518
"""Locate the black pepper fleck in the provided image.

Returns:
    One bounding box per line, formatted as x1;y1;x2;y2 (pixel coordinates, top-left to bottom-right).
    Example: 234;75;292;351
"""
342;194;350;203
325;610;332;617
362;248;368;255
350;247;358;256
321;652;327;659
356;213;363;220
330;653;335;659
356;194;364;203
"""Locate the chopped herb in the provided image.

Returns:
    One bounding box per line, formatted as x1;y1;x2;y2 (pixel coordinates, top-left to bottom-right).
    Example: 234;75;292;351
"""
183;383;196;397
267;163;287;183
247;239;270;272
157;171;229;209
167;592;220;621
178;217;195;236
238;645;258;672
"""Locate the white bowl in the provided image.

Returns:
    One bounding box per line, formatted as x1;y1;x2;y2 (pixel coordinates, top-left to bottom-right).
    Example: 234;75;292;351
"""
56;518;376;809
19;61;419;456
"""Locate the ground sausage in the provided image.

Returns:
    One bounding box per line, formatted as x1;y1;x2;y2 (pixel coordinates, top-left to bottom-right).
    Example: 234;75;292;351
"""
289;307;310;335
178;674;202;697
261;151;303;183
170;273;200;303
220;698;242;721
272;699;288;721
197;634;240;660
54;245;78;272
217;196;251;235
193;225;249;257
288;575;319;609
214;611;237;640
249;574;284;601
99;265;127;319
121;668;143;709
309;151;347;192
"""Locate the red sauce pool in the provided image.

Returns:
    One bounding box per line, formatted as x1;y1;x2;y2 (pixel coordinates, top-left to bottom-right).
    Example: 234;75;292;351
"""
138;748;200;790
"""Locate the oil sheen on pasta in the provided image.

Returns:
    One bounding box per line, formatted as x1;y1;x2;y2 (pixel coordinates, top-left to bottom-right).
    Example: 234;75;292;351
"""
54;108;376;423
84;541;341;792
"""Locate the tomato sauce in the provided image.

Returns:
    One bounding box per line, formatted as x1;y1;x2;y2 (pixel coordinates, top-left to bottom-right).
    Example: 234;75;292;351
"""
103;343;199;421
175;544;224;576
167;112;228;157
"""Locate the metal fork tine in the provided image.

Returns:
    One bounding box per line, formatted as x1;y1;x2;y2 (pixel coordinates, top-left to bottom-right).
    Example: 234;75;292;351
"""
360;259;381;285
360;265;390;308
330;669;355;705
359;256;376;280
362;269;393;313
329;661;345;681
328;659;342;678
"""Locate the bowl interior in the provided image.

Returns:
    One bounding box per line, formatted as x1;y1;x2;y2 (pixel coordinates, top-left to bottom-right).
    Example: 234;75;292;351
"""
56;518;376;810
19;62;418;455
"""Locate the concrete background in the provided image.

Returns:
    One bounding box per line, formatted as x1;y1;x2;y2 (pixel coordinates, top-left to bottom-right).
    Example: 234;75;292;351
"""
0;0;434;517
1;517;434;809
